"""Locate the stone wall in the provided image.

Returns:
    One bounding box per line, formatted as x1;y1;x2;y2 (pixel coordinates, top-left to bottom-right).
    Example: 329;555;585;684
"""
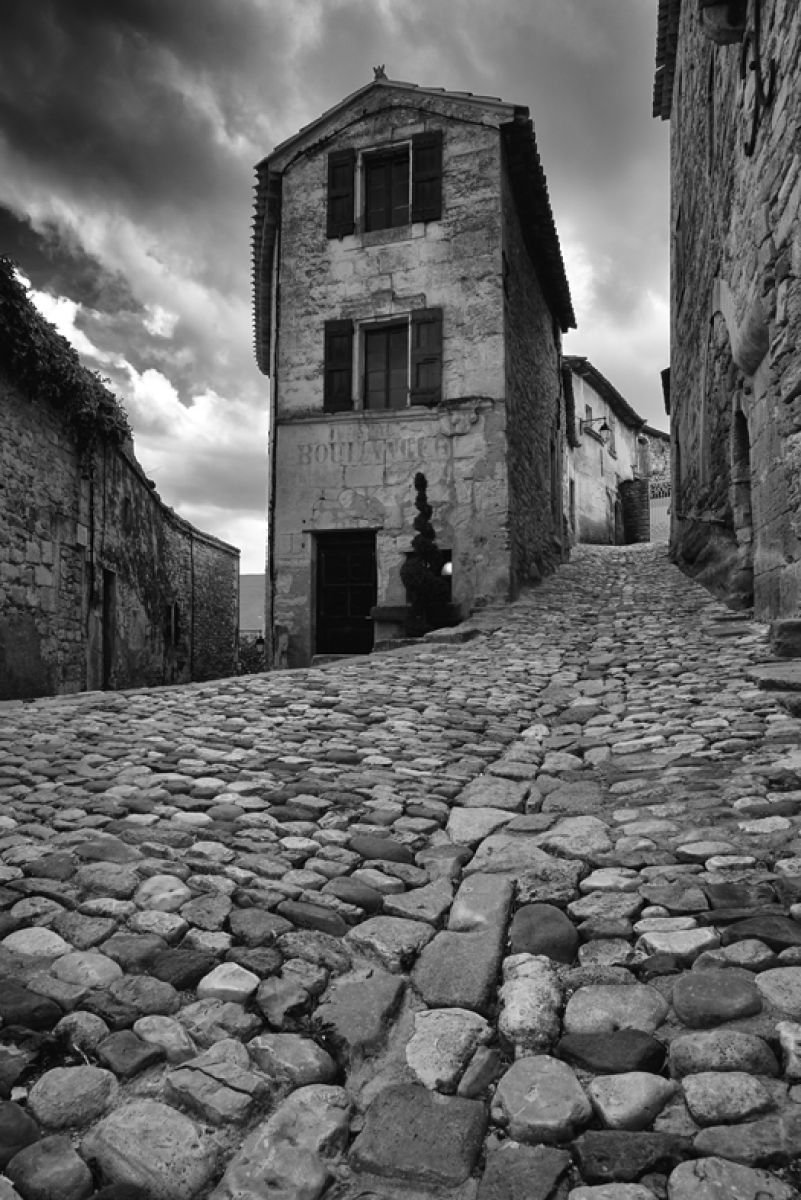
501;159;565;583
273;404;509;666
273;97;507;419
269;96;520;665
0;364;239;700
665;0;801;615
263;84;572;666
645;427;671;490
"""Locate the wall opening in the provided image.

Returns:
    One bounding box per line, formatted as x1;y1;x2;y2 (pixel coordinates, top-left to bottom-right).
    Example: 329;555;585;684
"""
732;407;753;561
102;569;116;690
314;531;377;656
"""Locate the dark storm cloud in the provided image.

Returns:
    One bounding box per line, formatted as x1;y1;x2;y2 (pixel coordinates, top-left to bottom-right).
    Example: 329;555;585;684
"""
0;207;141;312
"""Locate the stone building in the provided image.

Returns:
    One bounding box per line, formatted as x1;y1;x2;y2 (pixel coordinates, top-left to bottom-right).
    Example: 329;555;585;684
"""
0;259;239;699
563;356;656;545
253;74;575;667
654;0;801;618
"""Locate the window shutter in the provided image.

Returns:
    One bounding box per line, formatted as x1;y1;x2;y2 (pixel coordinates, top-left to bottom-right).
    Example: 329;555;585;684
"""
323;320;354;412
411;131;443;222
327;149;355;238
410;308;442;407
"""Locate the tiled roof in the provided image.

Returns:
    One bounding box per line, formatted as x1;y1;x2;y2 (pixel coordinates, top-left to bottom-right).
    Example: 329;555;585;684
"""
653;0;682;119
564;355;647;430
252;77;575;374
263;77;513;163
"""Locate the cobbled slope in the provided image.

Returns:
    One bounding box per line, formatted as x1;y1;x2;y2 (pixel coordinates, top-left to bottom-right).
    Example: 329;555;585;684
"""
2;545;801;1199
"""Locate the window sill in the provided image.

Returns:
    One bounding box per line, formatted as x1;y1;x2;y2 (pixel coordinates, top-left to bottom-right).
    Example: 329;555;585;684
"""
331;222;434;250
279;406;444;425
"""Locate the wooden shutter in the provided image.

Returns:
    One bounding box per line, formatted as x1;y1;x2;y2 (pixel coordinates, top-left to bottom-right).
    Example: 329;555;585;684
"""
327;149;355;238
411;131;443;223
409;308;442;406
323;320;354;412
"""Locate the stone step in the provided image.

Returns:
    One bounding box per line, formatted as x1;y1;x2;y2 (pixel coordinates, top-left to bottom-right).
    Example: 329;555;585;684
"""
746;662;801;692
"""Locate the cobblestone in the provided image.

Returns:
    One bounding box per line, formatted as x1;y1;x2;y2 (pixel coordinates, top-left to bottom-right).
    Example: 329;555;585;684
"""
3;545;801;1194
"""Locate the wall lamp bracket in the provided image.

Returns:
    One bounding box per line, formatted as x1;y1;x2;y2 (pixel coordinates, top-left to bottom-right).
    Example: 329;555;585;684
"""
580;417;611;439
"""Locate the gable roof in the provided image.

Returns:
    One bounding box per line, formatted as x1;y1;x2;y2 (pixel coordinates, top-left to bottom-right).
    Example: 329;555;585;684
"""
564;355;647;430
653;0;682;119
252;76;575;375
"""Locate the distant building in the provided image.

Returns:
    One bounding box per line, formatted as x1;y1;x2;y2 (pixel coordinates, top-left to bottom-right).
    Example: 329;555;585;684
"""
653;0;801;619
563;356;665;545
0;259;239;699
239;574;266;637
253;74;575;667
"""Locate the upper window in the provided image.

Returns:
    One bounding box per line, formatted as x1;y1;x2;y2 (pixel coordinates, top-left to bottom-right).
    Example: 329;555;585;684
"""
364;150;409;232
323;308;442;412
326;131;443;239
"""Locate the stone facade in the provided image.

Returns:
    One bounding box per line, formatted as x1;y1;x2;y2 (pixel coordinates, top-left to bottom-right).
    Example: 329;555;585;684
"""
0;261;239;699
254;77;574;666
563;357;653;545
654;0;801;615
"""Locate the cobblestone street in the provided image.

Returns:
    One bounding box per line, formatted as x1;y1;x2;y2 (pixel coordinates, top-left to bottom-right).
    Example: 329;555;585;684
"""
5;545;801;1198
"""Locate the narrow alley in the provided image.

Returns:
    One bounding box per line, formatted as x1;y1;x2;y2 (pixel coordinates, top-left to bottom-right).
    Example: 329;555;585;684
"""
3;546;801;1199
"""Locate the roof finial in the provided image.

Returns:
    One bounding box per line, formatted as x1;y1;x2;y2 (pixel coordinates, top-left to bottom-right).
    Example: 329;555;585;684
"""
373;64;387;80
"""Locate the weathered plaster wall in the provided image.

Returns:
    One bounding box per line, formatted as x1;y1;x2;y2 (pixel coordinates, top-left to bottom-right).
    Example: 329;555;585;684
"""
274;403;509;666
566;373;643;544
274;98;506;417
669;0;801;615
0;368;239;698
501;159;565;583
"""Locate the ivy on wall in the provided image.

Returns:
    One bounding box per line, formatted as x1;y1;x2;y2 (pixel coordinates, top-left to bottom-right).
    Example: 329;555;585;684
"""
0;256;131;446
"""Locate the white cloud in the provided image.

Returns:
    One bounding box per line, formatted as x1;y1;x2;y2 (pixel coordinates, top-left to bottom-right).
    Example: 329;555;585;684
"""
143;304;179;337
28;288;104;362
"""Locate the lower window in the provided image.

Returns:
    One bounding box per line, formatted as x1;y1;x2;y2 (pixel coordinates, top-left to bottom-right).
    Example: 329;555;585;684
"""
365;323;408;410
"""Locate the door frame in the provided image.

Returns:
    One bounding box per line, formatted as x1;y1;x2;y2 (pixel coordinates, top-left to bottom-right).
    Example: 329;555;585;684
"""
313;529;378;657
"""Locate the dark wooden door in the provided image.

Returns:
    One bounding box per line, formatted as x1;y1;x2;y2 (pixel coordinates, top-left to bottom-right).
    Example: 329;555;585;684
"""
316;532;376;655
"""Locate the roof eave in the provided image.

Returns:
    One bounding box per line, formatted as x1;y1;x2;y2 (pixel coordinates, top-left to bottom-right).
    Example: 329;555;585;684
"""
564;355;646;428
502;116;576;332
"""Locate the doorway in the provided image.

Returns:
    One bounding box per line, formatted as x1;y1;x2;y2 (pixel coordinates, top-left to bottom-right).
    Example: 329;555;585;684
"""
315;531;377;656
102;569;116;689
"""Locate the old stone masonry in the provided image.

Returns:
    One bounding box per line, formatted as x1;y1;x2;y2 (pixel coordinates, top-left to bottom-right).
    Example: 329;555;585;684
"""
7;547;801;1200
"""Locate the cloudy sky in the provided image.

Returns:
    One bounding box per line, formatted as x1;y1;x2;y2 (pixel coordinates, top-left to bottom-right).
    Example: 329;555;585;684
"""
0;0;669;573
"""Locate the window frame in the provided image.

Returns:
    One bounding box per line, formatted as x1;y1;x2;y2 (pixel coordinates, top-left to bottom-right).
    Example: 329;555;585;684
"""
363;147;410;233
326;131;443;239
363;320;410;411
322;308;443;414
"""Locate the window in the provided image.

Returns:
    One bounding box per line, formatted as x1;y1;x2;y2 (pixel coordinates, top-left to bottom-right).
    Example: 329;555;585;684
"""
585;404;593;424
364;149;409;231
164;602;180;647
365;323;408;409
323;309;442;412
326;132;442;238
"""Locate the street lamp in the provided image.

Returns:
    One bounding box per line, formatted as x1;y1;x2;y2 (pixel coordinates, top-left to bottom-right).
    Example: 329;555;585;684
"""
580;416;611;440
